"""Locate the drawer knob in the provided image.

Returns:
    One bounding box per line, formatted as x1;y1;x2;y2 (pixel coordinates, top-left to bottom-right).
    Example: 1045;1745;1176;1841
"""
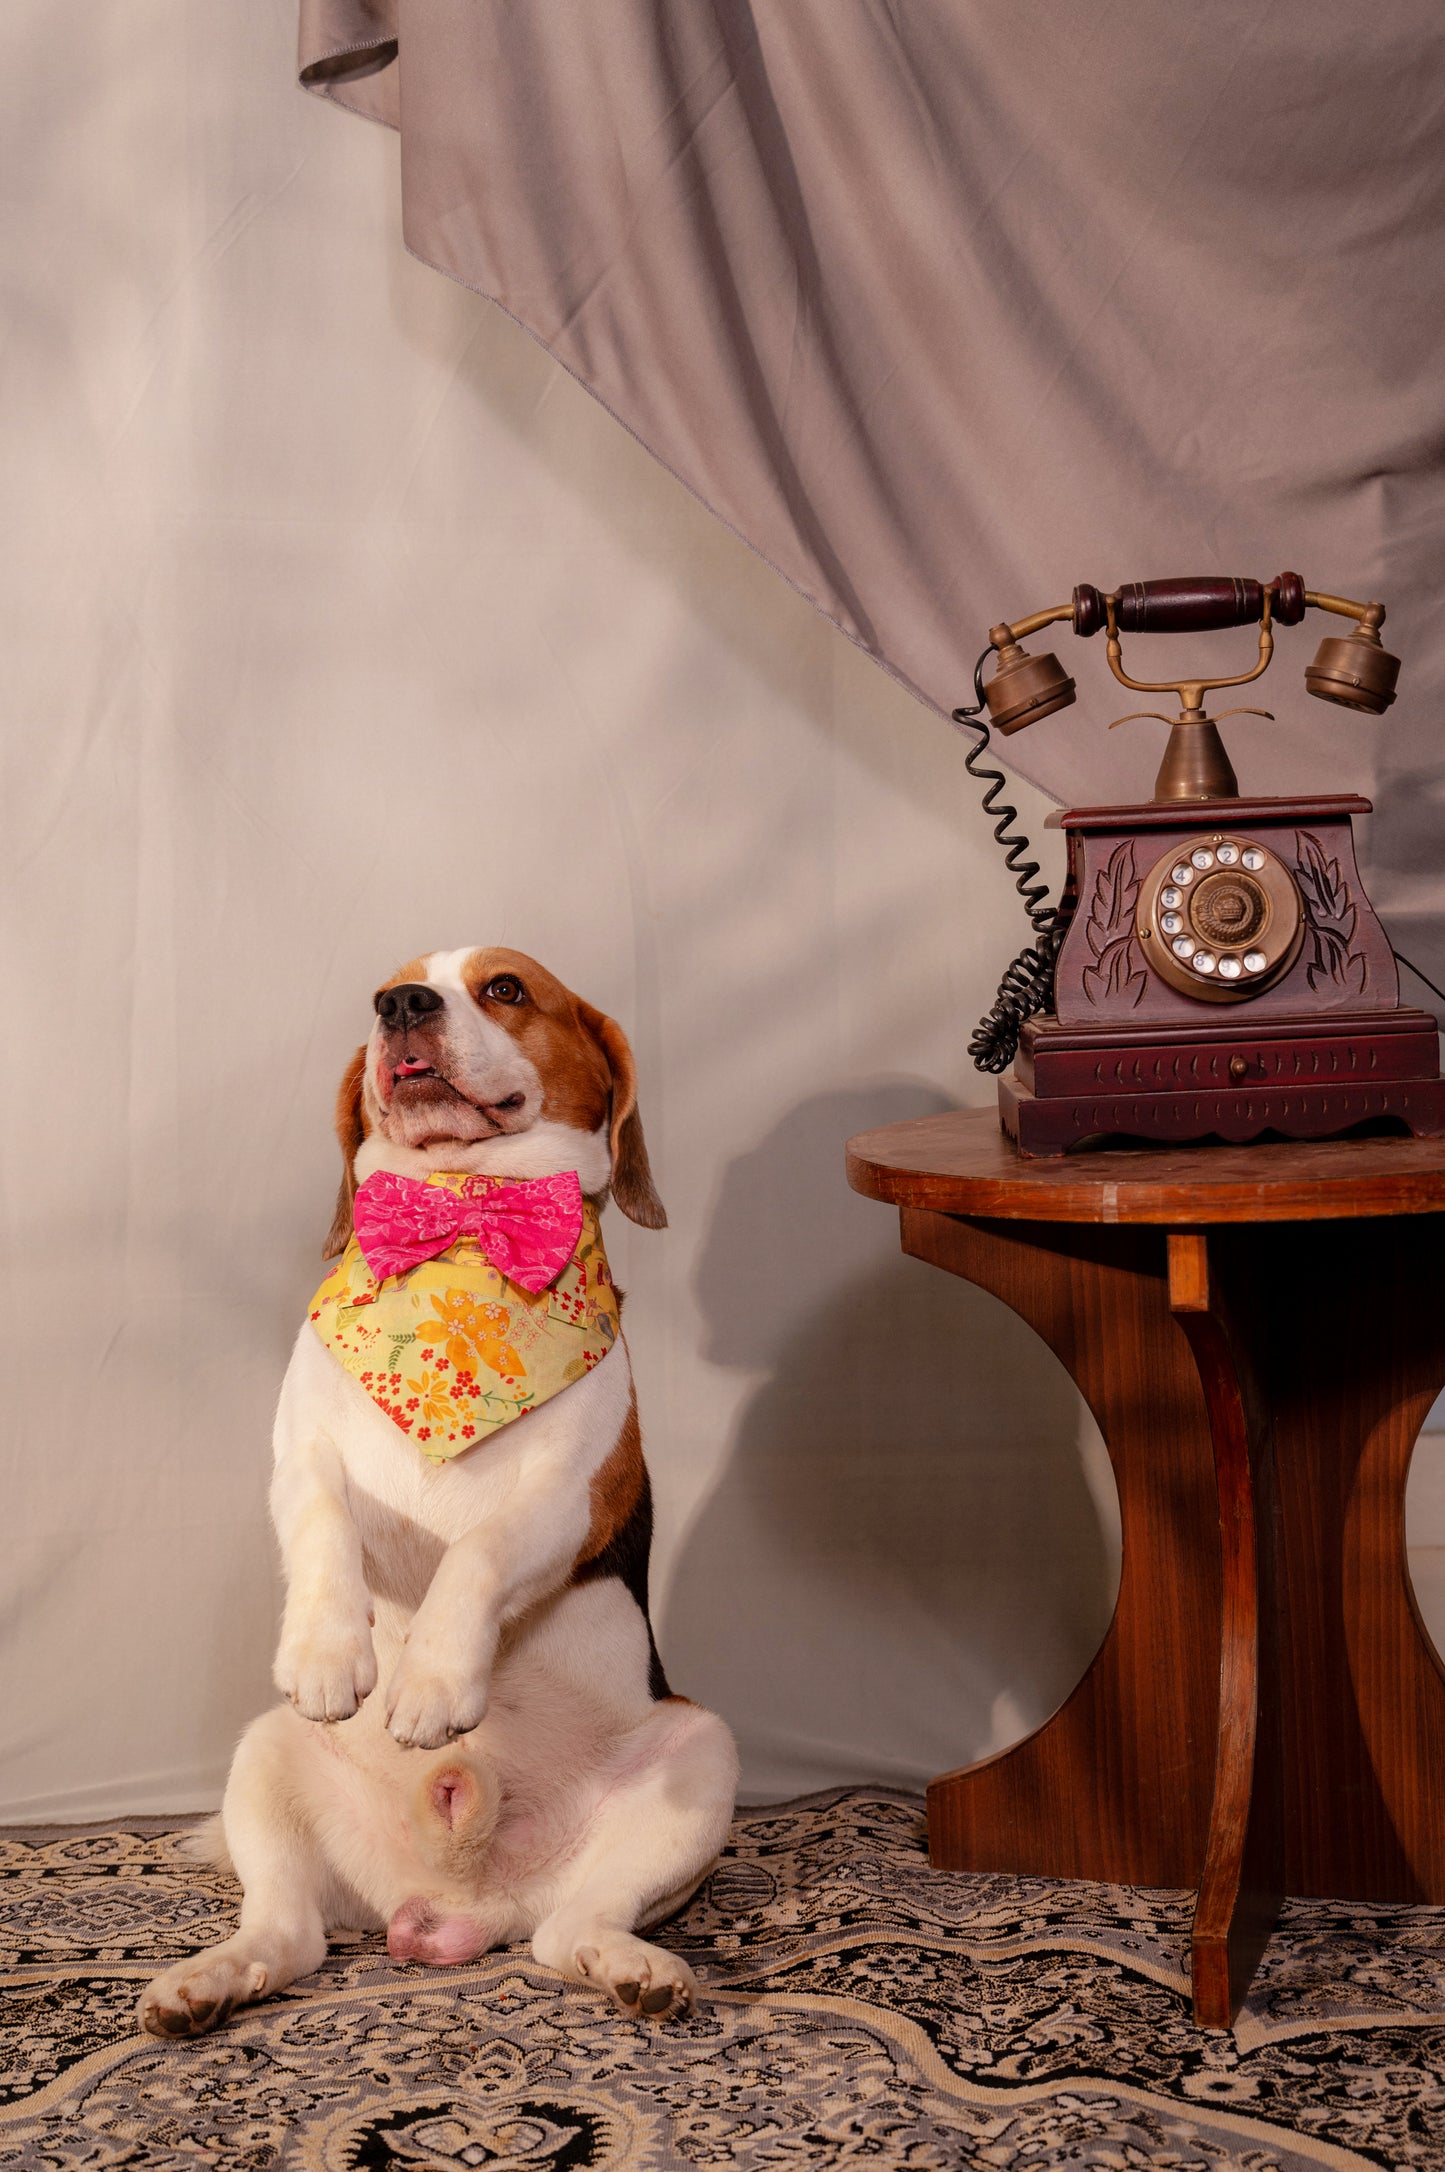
1228;1055;1250;1081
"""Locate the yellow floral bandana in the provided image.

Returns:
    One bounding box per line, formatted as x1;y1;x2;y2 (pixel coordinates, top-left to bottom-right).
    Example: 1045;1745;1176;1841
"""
307;1173;620;1465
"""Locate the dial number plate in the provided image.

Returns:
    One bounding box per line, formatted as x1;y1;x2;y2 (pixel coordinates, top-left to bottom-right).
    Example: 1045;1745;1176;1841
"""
1135;835;1303;1002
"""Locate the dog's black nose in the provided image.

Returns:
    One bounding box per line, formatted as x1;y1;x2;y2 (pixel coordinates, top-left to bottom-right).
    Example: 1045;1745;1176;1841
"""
375;982;444;1026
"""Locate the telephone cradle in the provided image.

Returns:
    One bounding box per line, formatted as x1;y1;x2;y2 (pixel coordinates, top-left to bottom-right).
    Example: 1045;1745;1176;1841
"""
963;573;1445;1157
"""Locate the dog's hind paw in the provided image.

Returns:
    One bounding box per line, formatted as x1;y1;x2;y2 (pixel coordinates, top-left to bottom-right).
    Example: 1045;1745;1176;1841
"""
570;1934;698;2023
138;1953;267;2040
274;1617;377;1723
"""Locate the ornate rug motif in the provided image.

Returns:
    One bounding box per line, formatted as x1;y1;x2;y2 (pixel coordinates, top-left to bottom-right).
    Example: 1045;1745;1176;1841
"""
4;1789;1445;2167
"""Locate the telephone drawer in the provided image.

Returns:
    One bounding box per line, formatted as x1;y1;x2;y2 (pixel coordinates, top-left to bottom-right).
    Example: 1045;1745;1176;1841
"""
1020;1016;1441;1099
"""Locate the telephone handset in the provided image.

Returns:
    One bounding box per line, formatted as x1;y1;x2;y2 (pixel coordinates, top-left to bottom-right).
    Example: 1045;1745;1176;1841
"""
957;572;1445;1156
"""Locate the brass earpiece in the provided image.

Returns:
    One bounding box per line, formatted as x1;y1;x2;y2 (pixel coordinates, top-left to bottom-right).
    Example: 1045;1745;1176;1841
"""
981;617;1077;734
1304;601;1399;714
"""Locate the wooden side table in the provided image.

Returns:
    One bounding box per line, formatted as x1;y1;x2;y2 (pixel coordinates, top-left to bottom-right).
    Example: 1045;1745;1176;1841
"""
846;1110;1445;2025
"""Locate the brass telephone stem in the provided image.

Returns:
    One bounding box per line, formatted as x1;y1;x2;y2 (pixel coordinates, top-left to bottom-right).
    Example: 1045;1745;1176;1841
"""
1101;593;1274;802
996;603;1073;645
1305;590;1385;631
1103;592;1274;705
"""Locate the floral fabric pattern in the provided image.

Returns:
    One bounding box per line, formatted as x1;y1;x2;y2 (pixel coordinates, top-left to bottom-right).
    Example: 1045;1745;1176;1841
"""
308;1173;618;1464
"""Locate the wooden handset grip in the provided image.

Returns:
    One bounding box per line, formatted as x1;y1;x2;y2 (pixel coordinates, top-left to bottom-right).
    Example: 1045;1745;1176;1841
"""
1072;573;1307;638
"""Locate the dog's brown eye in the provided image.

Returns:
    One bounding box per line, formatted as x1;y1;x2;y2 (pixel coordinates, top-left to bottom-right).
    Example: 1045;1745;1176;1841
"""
485;975;524;1005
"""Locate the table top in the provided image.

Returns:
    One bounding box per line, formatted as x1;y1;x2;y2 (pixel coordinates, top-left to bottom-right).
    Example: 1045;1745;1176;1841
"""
846;1108;1445;1225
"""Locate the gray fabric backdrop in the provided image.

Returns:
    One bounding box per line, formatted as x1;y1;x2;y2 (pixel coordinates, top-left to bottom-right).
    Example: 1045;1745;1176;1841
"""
302;0;1445;979
4;2;1444;1821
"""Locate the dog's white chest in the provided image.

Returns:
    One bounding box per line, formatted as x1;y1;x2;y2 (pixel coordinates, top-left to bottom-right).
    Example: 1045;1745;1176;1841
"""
275;1323;632;1553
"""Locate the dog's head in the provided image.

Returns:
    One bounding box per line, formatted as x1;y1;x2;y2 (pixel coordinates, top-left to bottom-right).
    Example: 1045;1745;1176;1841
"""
323;947;665;1257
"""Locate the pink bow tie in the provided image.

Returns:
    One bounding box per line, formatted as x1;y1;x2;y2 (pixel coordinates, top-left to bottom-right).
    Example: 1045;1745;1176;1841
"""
351;1169;585;1292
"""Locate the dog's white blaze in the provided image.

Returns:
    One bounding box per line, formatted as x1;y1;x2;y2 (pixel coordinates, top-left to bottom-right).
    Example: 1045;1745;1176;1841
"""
423;947;475;988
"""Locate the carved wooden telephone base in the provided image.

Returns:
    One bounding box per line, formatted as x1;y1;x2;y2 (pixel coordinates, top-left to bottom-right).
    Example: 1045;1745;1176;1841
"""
973;575;1445;1156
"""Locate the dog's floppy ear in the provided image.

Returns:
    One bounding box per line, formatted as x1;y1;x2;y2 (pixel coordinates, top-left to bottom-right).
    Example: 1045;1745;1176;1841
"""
578;1004;667;1229
323;1045;368;1259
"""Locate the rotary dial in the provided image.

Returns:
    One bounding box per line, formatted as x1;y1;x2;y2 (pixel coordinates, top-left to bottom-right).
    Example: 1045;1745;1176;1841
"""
1137;835;1303;1001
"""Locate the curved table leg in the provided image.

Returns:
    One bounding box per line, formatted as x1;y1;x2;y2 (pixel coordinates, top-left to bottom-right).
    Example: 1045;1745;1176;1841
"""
1167;1232;1281;2027
901;1209;1223;1892
1235;1216;1445;1902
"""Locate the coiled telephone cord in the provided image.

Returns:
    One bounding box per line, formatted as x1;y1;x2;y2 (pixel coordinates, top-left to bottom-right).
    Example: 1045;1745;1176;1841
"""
953;650;1063;1074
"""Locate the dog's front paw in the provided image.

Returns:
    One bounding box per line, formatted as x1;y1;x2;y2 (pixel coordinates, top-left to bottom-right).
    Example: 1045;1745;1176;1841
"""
384;1648;488;1750
274;1614;377;1723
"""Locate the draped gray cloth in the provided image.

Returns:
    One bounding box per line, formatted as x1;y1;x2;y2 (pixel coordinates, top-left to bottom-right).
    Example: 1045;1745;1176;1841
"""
299;0;1445;961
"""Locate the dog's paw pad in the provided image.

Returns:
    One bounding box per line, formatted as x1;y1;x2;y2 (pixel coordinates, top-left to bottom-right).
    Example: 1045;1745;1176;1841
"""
139;1956;265;2040
148;1999;212;2037
575;1935;696;2024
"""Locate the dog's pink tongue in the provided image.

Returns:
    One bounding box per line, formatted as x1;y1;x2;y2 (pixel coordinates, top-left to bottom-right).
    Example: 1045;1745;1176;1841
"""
394;1057;433;1078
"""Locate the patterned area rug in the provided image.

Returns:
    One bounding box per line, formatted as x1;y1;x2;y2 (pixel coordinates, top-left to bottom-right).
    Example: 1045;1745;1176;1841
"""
5;1788;1445;2168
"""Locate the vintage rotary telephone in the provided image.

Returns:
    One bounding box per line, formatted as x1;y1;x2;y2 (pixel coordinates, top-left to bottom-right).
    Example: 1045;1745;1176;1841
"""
956;572;1445;1155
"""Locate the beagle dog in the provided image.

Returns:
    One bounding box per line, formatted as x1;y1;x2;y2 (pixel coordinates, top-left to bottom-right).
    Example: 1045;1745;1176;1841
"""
139;949;738;2037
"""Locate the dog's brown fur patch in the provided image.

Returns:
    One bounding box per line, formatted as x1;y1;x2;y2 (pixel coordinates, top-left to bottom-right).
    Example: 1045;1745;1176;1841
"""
459;948;613;1133
324;1045;371;1258
577;1393;645;1568
457;949;667;1229
379;954;433;992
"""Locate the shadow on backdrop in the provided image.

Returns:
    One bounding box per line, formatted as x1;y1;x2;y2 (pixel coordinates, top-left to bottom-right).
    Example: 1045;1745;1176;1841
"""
661;1083;1120;1801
